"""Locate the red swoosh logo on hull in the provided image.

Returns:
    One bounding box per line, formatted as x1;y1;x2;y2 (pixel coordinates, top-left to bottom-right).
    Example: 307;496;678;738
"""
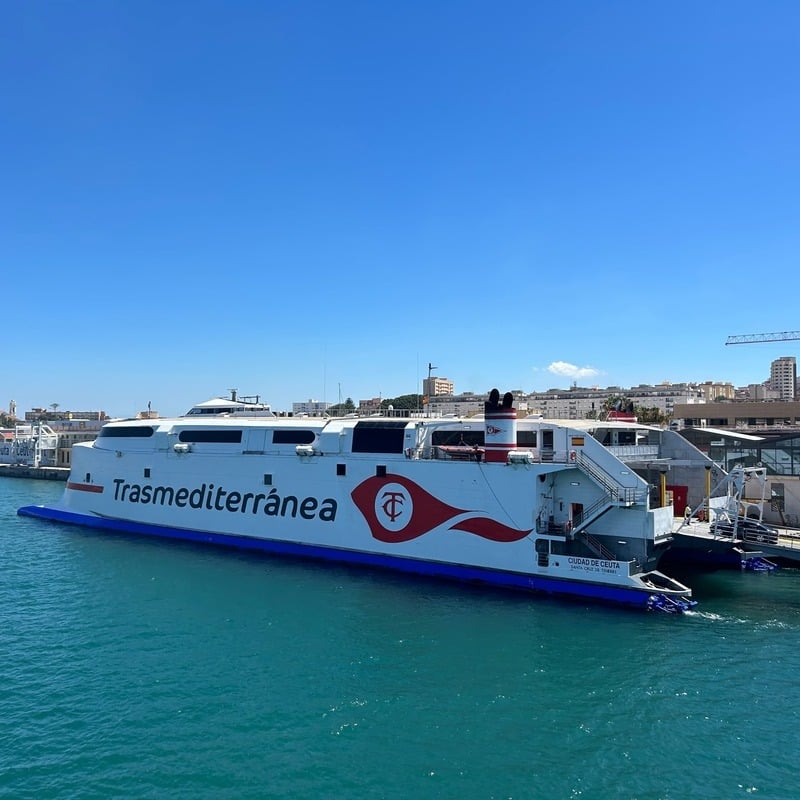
450;517;533;542
351;474;531;544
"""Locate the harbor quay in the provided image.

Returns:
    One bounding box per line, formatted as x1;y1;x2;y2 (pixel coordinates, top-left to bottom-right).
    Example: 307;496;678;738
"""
0;464;69;481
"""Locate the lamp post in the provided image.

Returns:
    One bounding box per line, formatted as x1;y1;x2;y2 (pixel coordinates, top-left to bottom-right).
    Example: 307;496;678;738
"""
426;363;437;417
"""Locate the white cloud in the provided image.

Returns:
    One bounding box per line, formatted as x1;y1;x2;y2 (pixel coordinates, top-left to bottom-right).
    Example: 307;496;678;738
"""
547;361;600;380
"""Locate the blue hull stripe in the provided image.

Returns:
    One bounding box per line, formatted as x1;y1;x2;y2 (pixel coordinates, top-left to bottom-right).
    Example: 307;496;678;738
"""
18;504;657;609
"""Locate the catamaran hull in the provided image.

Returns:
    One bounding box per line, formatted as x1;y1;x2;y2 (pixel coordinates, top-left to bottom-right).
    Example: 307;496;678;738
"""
19;503;673;610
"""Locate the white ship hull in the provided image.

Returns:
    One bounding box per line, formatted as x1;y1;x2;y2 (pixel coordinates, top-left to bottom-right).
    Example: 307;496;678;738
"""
18;399;694;611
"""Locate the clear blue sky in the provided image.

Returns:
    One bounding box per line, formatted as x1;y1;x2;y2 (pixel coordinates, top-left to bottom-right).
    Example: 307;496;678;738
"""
3;1;799;417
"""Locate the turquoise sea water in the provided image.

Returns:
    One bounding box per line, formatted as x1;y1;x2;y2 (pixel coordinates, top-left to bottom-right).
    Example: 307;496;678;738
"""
2;478;800;800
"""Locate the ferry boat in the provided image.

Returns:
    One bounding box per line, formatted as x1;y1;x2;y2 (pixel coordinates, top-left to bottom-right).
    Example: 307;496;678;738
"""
18;390;695;612
1;423;58;467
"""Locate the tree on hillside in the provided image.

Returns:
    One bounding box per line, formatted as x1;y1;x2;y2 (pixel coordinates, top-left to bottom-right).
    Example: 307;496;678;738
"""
381;394;423;411
326;397;356;416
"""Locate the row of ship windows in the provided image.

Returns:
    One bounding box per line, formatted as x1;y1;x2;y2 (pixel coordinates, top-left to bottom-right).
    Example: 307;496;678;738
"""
98;427;315;445
98;424;542;453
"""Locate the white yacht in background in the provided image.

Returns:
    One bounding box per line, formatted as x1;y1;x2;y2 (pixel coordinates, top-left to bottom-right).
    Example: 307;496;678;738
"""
185;390;275;417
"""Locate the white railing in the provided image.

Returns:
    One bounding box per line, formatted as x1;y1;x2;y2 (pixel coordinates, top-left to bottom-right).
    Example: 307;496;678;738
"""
405;446;582;464
575;451;644;505
605;445;660;460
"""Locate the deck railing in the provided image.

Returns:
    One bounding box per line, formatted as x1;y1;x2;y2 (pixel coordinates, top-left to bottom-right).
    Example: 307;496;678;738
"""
575;451;642;506
572;493;615;532
406;446;591;464
579;530;618;562
605;445;660;461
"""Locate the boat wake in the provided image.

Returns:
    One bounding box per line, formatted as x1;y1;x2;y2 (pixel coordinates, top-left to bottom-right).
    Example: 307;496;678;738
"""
685;610;795;630
683;609;746;624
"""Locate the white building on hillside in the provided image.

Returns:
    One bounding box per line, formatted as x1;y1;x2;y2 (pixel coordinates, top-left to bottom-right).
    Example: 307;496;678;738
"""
292;399;331;416
771;356;797;401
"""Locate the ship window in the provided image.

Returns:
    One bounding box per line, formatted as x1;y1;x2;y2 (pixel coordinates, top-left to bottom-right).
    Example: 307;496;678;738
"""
264;474;272;486
517;431;537;447
431;430;485;447
272;430;316;445
337;464;346;476
144;468;151;478
352;421;408;454
376;465;387;477
99;426;155;438
178;430;243;443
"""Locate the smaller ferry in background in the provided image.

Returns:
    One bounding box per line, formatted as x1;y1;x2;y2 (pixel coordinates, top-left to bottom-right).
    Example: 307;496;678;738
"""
185;390;276;417
19;389;697;613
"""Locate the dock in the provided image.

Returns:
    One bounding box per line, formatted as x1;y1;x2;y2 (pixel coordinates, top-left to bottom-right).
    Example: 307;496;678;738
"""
0;464;69;482
669;517;800;567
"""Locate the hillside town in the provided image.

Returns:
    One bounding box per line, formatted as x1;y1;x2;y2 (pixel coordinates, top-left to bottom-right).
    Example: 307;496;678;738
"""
2;354;799;476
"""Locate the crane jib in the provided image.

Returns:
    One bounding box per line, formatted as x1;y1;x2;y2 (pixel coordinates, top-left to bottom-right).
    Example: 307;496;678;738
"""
725;331;800;345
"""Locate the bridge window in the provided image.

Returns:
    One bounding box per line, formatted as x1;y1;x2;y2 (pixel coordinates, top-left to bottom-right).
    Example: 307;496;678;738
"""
177;430;243;443
352;421;408;453
98;426;155;438
432;430;485;447
272;430;316;445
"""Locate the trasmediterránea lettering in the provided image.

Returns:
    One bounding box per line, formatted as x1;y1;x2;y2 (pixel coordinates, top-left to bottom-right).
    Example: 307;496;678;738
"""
111;478;337;521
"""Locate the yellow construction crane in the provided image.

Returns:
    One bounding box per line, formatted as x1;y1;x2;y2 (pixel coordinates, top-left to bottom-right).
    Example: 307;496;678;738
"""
725;331;800;345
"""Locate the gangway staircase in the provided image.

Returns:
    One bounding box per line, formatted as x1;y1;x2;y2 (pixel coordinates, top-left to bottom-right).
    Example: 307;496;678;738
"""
570;450;643;534
579;530;619;561
563;450;650;563
571;493;615;533
567;452;646;564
